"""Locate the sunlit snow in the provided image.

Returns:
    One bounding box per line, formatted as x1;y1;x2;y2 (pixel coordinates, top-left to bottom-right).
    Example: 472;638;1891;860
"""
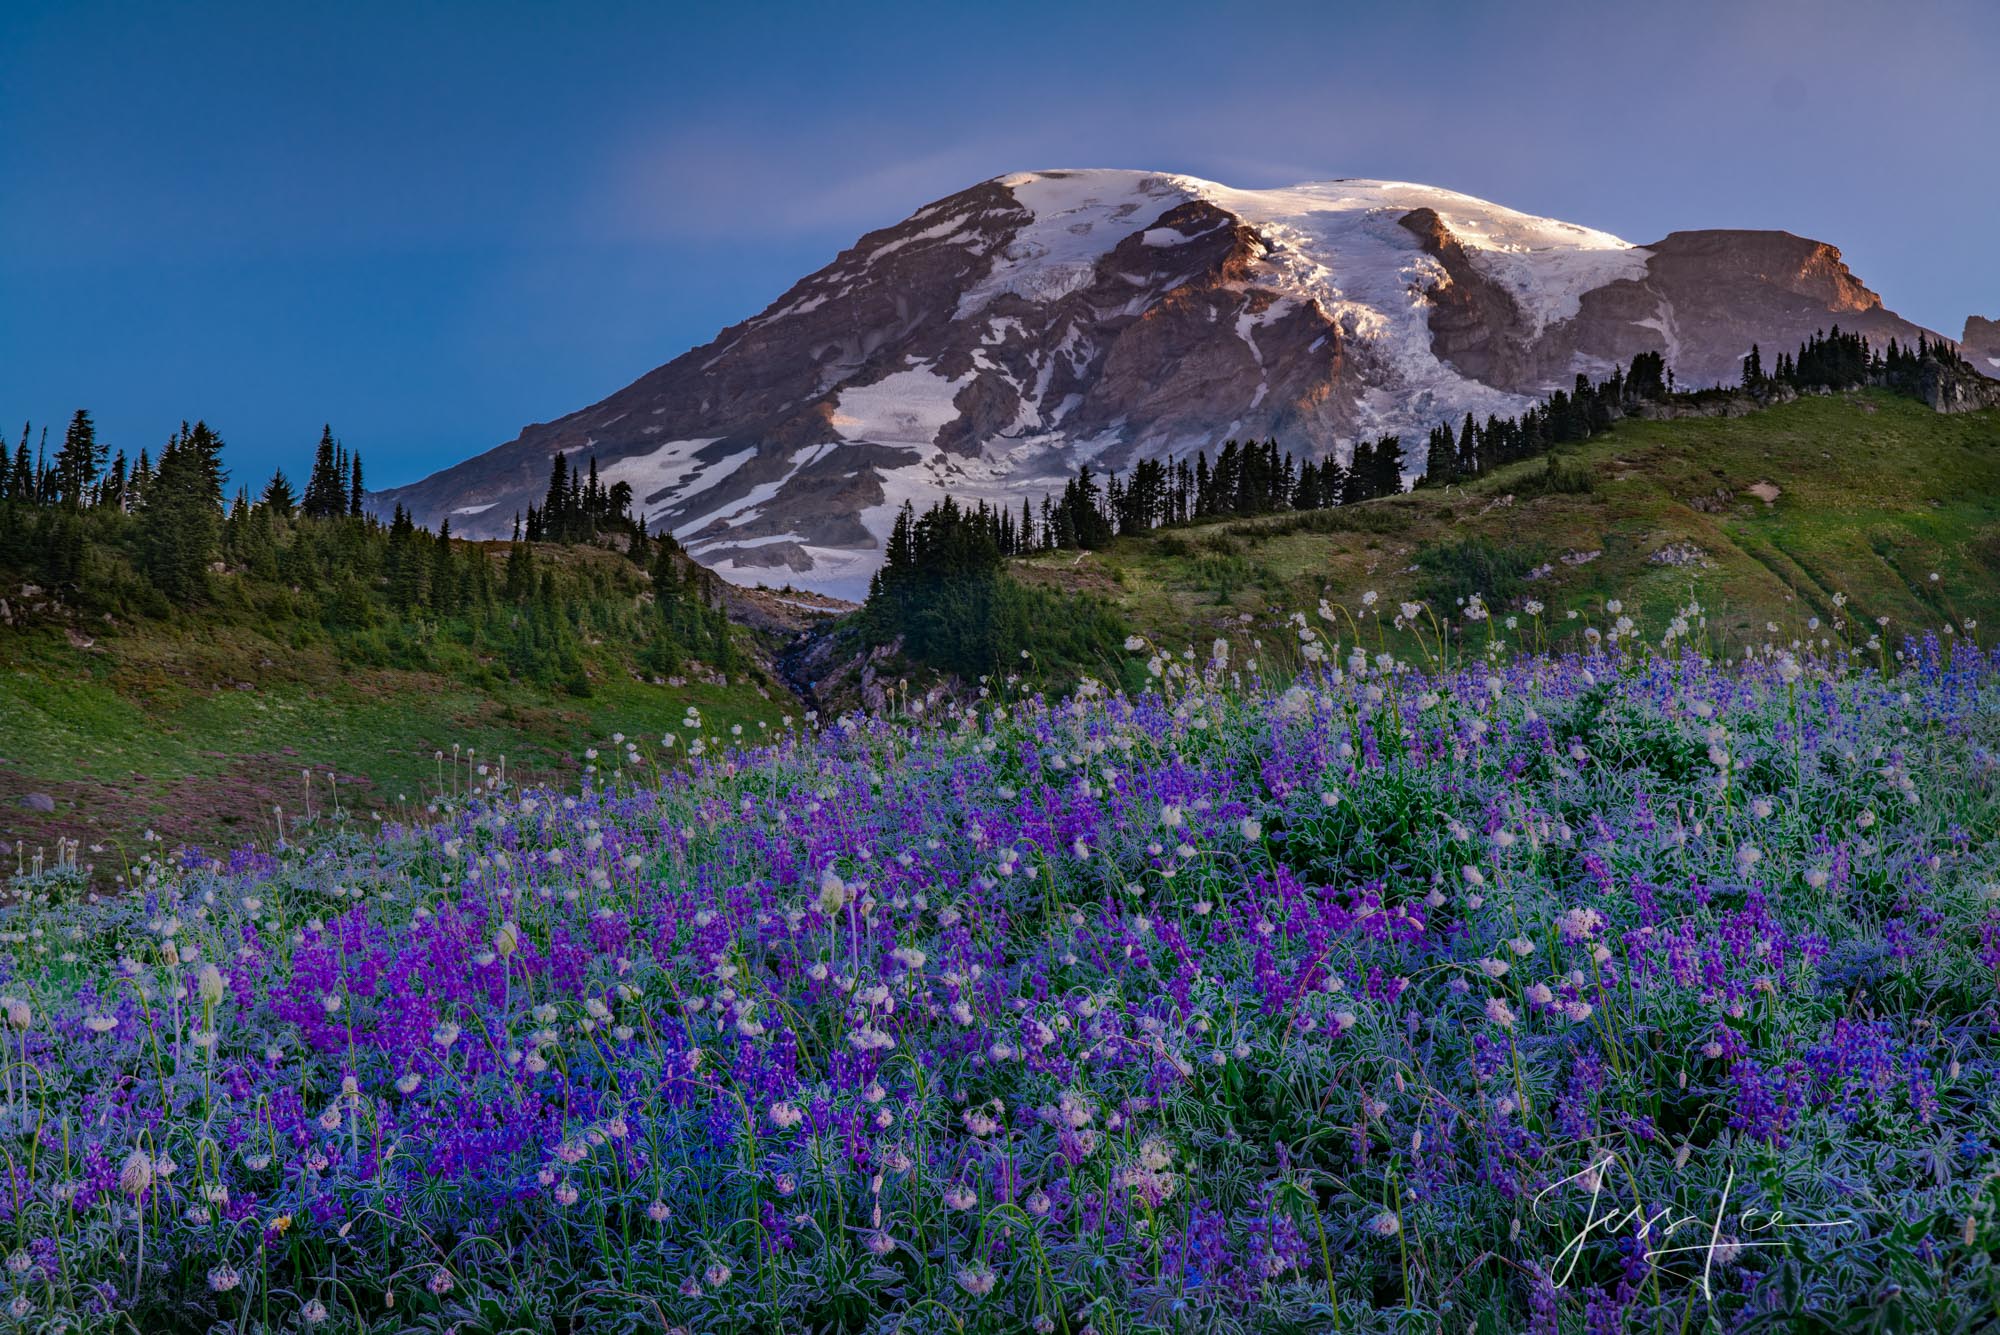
460;172;1669;599
829;362;972;446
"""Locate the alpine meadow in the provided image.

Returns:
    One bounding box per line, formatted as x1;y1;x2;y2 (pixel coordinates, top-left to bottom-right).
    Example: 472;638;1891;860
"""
3;5;1999;1332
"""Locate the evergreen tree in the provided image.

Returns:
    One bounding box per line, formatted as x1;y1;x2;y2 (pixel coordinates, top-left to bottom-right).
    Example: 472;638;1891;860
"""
1345;440;1377;503
1423;420;1461;488
384;504;424;610
1322;455;1350;506
1627;351;1667;401
8;426;32;503
101;450;128;512
542;452;571;541
862;493;1127;679
52;409;103;510
606;480;633;529
139;422;226;601
261;470;297;517
429;518;458;613
1373;436;1406;496
302;425;345;518
504;537;534;602
1456;414;1482;479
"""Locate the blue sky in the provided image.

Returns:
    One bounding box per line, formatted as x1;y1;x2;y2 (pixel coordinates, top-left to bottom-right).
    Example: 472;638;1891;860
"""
2;0;1994;490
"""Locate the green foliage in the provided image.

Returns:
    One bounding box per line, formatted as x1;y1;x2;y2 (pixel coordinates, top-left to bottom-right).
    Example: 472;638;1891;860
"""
648;534;738;675
525;450;631;544
1516;450;1596;496
0;415;797;862
0;410;766;708
864;496;1132;681
1411;535;1548;608
137;421;225;602
50;408;103;509
1242;502;1415;541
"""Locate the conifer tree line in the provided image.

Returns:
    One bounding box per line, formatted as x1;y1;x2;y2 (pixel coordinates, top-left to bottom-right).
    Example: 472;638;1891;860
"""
296;423;367;520
861;496;1128;680
858;342;1766;681
1411;355;1662;492
523;450;636;545
937;327;1977;562
1740;325;1971;394
922;350;1672;560
861;326;1978;681
996;435;1413;557
0;418;737;691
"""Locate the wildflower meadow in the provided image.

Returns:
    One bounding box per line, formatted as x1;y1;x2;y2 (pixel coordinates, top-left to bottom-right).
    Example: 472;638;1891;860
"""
4;602;1999;1333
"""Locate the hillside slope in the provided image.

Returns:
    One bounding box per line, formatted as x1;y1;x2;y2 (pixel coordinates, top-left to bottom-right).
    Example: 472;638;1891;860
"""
0;540;794;865
1011;390;2000;655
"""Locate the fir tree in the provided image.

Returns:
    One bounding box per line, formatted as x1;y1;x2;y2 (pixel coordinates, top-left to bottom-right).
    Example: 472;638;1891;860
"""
1345;440;1377;503
8;426;32;503
504;536;533;602
139;422;226;601
429;518;458;613
303;425;345;518
384;504;424;611
101;450;128;512
52;409;104;510
261;470;297;517
1742;343;1764;388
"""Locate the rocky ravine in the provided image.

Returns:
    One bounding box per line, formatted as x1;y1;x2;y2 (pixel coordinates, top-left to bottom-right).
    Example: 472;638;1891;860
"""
374;170;1980;597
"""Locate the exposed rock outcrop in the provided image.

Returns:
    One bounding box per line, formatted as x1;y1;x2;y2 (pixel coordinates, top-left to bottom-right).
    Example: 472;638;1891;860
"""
1542;230;1936;392
1400;207;1540;387
1964;316;2000;377
1912;356;2000;412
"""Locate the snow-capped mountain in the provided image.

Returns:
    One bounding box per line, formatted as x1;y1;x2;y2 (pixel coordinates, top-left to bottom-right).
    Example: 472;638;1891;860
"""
375;169;1954;597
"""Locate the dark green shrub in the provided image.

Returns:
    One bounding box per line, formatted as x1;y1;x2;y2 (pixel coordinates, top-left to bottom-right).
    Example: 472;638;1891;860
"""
1412;535;1547;608
1517;452;1596;496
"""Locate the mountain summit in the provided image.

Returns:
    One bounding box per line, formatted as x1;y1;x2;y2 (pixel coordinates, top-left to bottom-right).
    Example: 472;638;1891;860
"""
375;170;1953;596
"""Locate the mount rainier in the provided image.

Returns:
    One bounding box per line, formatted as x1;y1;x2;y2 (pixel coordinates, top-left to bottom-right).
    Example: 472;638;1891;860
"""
374;169;1957;597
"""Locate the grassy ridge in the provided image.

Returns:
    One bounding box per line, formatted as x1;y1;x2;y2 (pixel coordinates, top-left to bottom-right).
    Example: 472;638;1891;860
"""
0;544;787;863
6;391;1995;862
1013;391;2000;651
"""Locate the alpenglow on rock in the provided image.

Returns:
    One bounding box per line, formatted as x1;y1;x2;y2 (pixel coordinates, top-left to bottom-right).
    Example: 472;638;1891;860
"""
374;169;1953;597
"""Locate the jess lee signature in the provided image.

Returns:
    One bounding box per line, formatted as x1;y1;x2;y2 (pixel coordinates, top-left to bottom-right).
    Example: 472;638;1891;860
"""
1531;1157;1855;1298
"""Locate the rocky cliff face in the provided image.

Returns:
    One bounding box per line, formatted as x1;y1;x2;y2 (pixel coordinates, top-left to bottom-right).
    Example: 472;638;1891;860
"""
1560;230;1933;389
373;170;1957;597
1913;357;2000;413
1966;316;2000;376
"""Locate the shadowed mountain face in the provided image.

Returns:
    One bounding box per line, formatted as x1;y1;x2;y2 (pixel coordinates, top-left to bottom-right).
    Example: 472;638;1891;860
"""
1967;316;2000;373
374;170;1955;597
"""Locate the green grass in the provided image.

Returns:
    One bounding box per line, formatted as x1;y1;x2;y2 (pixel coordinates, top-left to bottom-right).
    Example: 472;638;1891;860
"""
0;605;786;863
1014;391;2000;652
7;391;1994;864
